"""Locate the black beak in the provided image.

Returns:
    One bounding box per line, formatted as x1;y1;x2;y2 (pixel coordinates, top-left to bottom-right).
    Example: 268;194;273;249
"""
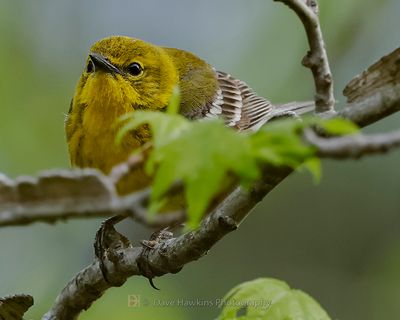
89;53;122;75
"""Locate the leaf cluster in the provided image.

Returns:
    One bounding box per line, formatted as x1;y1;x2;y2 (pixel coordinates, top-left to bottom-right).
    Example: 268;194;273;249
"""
217;278;332;320
118;91;357;228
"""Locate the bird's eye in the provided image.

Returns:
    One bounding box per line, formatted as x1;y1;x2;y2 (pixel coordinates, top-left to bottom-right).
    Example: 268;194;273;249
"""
86;59;94;73
127;62;143;76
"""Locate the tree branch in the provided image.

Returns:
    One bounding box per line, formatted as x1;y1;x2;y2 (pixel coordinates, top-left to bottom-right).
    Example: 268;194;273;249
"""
305;129;400;159
340;47;400;127
0;169;183;229
0;294;33;320
275;0;335;115
42;166;291;320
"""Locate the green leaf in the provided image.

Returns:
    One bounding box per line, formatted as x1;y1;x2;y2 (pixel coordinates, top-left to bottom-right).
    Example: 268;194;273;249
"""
117;111;189;149
148;119;260;228
318;118;359;135
299;157;322;184
217;278;331;320
117;112;326;228
252;118;315;168
118;112;355;228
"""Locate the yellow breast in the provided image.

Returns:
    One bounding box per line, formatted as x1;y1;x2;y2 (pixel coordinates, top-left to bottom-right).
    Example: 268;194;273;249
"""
66;72;153;194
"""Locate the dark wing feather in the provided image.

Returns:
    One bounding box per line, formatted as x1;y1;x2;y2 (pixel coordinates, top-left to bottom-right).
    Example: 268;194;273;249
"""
204;70;315;130
204;71;274;131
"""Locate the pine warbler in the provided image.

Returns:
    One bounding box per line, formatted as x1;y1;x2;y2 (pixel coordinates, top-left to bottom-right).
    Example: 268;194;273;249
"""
66;36;312;195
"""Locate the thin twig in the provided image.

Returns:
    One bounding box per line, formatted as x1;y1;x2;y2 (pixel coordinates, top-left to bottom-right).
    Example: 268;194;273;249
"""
275;0;335;115
305;129;400;158
109;153;145;184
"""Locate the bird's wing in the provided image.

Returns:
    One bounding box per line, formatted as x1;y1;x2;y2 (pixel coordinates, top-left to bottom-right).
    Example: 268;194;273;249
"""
204;71;274;131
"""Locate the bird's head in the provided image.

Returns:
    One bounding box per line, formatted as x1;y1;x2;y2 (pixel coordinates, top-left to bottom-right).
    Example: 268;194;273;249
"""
74;36;178;112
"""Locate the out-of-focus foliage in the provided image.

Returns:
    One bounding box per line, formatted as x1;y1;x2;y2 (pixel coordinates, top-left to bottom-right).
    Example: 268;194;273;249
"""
119;97;357;228
1;1;399;320
217;278;331;320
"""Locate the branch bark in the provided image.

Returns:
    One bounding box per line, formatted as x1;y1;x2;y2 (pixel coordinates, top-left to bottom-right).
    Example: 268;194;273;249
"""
340;47;400;127
0;170;183;229
305;129;400;159
42;166;291;320
275;0;335;115
0;295;33;320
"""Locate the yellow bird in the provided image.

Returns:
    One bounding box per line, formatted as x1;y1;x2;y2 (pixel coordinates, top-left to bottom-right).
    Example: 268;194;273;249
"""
66;36;312;195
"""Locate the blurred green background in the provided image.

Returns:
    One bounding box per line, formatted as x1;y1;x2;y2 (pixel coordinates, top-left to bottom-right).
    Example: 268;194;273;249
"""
1;0;399;319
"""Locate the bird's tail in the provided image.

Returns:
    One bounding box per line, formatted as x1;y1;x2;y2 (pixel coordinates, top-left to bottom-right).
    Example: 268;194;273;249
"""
272;101;315;119
246;101;315;132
